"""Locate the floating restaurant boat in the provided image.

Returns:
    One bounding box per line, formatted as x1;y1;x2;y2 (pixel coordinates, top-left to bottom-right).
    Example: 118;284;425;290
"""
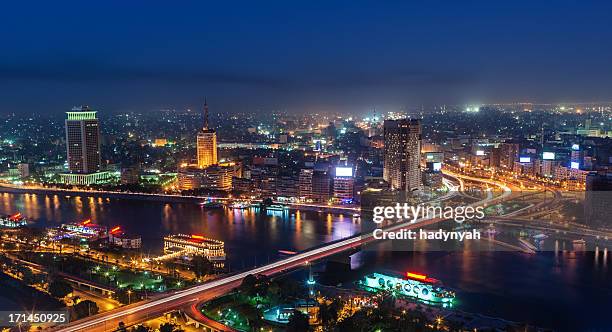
229;201;251;209
48;219;108;241
0;212;28;228
359;271;455;306
163;234;226;262
199;201;224;209
265;204;289;211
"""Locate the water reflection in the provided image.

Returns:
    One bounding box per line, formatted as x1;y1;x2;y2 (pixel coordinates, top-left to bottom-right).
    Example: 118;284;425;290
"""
0;192;361;269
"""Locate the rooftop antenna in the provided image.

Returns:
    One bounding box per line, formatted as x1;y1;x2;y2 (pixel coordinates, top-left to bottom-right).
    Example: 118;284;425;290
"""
203;98;209;130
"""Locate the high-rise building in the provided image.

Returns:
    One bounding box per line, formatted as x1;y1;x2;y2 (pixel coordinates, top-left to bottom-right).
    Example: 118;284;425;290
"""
197;100;218;168
500;142;519;170
298;169;314;201
333;166;355;203
585;172;612;227
383;119;422;192
311;169;331;203
65;106;101;174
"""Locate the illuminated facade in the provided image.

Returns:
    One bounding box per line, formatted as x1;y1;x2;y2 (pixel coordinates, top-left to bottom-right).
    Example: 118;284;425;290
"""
360;272;455;305
0;213;28;228
196;100;218;168
383;119;422;192
65;106;101;174
298;169;314;201
109;233;142;249
163;234;225;261
60;171;112;185
177;165;236;191
197;130;217;168
333;166;354;202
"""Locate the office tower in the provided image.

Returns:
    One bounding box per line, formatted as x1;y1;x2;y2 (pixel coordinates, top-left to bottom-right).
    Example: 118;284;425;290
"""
500;142;520;170
311;169;331;202
65;106;101;174
383;119;422;192
585;172;612;227
197;100;218;168
333;166;355;202
299;169;314;201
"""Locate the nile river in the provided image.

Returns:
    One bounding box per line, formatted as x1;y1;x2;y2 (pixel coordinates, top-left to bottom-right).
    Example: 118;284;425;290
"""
0;192;610;331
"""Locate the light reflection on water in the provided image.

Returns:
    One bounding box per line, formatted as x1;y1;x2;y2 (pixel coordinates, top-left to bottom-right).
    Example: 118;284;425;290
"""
0;192;361;267
1;192;610;330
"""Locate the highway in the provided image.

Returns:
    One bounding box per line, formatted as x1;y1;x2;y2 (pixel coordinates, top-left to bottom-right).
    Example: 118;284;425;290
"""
55;171;512;332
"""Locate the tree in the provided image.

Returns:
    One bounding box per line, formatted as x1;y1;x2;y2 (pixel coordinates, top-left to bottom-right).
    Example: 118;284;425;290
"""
191;255;213;278
131;325;152;332
238;274;258;295
158;322;182;332
115;287;135;305
287;310;309;332
117;322;127;332
319;299;342;327
239;304;263;331
72;300;99;320
48;278;73;298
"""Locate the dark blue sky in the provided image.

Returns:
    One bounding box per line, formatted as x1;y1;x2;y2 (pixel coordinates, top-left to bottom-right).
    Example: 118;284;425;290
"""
1;1;611;114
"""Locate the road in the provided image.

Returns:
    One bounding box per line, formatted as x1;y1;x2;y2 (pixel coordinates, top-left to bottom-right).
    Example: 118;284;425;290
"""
55;171;512;332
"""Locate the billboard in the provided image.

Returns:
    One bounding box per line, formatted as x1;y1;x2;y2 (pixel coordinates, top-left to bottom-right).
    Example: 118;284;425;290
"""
572;144;580;151
519;156;531;163
571;162;580;169
433;162;442;172
542;152;555;160
476;150;485;156
335;167;353;177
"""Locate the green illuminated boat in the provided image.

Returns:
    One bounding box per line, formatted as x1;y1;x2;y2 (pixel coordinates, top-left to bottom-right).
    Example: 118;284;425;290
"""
359;271;455;306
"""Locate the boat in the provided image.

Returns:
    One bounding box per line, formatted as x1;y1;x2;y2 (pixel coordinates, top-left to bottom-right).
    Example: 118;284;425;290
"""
358;271;455;306
0;212;28;228
265;204;289;211
199;201;224;209
229;201;250;209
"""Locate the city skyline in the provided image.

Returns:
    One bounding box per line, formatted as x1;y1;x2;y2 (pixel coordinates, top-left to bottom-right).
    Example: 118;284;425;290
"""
0;3;610;332
2;1;612;114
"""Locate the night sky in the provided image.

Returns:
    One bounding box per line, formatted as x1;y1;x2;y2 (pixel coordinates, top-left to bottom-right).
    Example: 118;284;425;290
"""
1;1;611;114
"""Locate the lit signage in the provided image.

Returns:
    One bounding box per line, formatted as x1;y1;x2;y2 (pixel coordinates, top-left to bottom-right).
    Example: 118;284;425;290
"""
571;162;580;169
406;272;427;280
476;150;485;156
433;162;442;172
519;157;531;163
571;144;580;151
335;167;353;177
542;152;555;160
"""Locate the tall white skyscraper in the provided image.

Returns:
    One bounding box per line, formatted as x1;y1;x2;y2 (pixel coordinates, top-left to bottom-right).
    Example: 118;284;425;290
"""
65;106;101;174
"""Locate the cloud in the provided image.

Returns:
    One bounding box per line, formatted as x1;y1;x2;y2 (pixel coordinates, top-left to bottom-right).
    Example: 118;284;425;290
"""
0;59;285;88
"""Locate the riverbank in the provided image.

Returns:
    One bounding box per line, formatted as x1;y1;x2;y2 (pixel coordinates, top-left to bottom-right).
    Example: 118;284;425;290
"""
0;184;207;204
0;184;360;213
